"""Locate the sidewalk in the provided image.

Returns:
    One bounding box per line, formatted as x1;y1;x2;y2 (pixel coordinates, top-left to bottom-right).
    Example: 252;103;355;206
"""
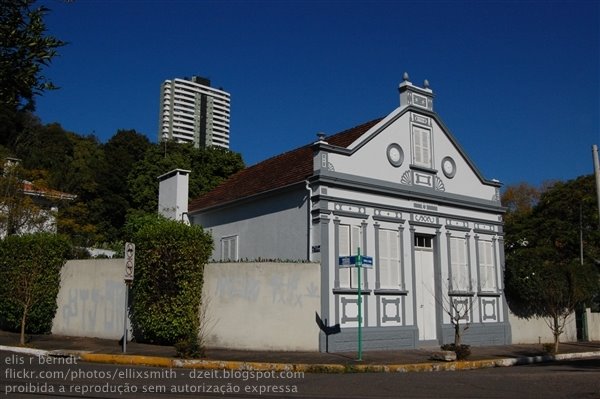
1;330;599;373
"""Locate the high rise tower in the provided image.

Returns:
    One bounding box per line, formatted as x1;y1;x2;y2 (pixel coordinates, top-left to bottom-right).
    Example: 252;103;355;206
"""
158;76;230;149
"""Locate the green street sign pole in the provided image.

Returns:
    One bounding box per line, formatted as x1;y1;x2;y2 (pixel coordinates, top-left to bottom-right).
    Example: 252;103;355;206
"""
357;247;362;361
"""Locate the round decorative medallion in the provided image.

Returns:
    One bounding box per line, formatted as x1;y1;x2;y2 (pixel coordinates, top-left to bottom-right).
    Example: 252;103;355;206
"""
441;156;456;178
386;143;404;167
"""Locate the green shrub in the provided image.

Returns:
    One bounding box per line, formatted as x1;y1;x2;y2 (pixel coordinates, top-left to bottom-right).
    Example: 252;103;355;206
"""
128;216;212;346
0;233;71;338
174;334;204;359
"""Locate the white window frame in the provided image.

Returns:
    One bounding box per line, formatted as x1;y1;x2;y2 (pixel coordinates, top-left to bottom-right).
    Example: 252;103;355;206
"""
412;125;432;168
221;235;238;261
449;236;470;292
477;239;497;292
379;229;402;289
338;224;362;289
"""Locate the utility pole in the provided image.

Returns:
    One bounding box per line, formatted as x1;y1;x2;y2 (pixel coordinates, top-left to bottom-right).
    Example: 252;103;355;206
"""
593;145;600;230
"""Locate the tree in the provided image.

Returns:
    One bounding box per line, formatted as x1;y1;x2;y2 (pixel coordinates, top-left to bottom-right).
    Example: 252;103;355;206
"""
126;215;213;352
0;160;53;237
0;0;65;112
128;142;244;214
501;182;540;225
504;175;600;352
505;248;598;353
0;232;71;345
97;130;151;241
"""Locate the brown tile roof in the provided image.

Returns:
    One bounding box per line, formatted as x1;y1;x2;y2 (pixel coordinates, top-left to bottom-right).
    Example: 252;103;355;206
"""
189;118;383;212
22;181;77;200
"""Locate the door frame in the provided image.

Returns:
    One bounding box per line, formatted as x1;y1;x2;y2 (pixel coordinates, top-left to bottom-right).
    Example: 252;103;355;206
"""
412;231;441;346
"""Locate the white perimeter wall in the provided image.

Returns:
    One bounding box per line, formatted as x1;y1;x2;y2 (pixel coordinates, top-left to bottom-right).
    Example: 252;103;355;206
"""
52;259;127;340
51;259;597;349
52;260;321;351
586;309;600;341
509;311;577;344
203;262;321;351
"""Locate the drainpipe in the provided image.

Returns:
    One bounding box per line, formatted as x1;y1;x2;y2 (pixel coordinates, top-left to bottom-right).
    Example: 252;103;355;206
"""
305;180;313;262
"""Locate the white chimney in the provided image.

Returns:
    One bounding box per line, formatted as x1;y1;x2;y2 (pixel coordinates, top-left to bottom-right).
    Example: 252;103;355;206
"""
157;169;191;223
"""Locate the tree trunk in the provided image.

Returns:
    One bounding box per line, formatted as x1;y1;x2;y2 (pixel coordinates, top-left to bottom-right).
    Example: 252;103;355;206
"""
20;304;28;346
454;322;461;346
553;315;560;354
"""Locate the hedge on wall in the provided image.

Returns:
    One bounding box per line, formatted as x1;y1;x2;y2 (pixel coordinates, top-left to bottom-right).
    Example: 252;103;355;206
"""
128;216;212;346
0;233;71;338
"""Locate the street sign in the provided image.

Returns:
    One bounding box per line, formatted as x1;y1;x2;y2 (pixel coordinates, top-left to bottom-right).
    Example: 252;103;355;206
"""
361;256;373;268
338;255;373;268
124;242;135;282
338;256;356;267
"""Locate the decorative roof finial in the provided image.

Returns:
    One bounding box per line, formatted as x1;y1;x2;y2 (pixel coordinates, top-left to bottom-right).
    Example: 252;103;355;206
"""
403;72;410;82
316;132;327;142
424;79;430;89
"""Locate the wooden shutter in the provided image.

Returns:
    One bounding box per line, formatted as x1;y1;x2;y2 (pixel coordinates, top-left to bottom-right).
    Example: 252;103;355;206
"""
380;229;400;289
413;126;431;168
478;240;496;291
450;237;469;291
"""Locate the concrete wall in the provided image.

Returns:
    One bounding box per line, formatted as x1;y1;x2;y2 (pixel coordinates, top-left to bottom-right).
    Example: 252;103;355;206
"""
52;260;321;351
203;262;321;351
50;259;598;349
586;309;600;341
52;259;128;340
509;311;577;344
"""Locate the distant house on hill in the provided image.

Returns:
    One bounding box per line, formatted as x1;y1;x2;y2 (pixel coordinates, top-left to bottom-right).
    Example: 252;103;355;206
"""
0;157;76;238
161;75;510;352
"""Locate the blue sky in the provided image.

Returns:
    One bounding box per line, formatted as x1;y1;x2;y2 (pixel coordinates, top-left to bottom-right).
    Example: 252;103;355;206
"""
35;0;599;187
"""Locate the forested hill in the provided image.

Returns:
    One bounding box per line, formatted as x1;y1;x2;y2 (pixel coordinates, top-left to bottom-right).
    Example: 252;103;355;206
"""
0;114;244;247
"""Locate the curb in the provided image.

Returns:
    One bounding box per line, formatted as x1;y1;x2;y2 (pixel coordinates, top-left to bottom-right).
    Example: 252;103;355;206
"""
2;345;599;374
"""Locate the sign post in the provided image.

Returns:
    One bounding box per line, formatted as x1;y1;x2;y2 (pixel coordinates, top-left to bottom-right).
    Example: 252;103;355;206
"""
339;249;373;361
123;242;135;353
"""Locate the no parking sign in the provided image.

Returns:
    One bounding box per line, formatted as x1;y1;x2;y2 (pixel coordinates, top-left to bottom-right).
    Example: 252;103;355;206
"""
124;242;135;282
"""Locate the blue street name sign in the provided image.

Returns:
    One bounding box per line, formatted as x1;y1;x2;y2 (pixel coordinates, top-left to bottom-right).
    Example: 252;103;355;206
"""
338;255;373;268
361;256;373;268
338;256;356;267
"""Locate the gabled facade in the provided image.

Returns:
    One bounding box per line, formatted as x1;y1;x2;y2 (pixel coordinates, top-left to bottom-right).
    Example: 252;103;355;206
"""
189;76;510;351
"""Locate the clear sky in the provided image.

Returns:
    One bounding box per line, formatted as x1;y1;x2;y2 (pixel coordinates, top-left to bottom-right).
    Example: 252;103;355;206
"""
35;0;599;187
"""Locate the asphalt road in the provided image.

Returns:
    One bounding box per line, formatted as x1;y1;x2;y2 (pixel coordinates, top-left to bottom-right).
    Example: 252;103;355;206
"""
1;351;599;398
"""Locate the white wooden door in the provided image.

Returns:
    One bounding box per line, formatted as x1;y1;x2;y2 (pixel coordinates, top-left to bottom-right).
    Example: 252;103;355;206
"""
415;248;436;341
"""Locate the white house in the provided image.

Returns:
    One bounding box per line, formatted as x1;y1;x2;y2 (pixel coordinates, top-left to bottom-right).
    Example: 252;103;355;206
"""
183;75;510;352
1;158;76;238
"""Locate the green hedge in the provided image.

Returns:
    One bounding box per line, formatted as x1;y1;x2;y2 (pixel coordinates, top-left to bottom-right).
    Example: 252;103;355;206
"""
0;233;71;334
128;216;212;345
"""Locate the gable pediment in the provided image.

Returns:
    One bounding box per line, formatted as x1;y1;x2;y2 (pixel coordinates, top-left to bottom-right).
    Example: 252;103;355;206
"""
315;105;500;203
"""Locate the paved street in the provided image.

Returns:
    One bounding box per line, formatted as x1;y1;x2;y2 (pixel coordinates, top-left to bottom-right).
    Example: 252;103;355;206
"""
2;352;599;398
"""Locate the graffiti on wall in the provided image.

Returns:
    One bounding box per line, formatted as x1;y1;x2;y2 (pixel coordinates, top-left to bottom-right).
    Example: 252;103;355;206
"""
212;267;319;308
59;280;124;336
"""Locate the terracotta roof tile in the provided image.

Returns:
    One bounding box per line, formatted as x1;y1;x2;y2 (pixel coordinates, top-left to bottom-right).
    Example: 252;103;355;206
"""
189;118;383;212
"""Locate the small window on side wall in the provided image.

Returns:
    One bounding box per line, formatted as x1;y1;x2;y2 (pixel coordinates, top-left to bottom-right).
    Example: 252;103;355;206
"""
221;235;238;261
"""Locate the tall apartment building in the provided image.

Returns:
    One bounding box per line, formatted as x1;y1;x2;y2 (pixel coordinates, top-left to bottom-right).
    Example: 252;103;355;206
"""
158;76;230;149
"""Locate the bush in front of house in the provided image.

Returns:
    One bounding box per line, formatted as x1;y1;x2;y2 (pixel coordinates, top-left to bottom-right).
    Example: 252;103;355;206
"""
0;233;71;344
127;215;212;353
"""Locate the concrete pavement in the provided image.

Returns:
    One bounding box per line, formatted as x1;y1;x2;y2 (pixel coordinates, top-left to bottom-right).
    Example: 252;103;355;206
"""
1;330;599;373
